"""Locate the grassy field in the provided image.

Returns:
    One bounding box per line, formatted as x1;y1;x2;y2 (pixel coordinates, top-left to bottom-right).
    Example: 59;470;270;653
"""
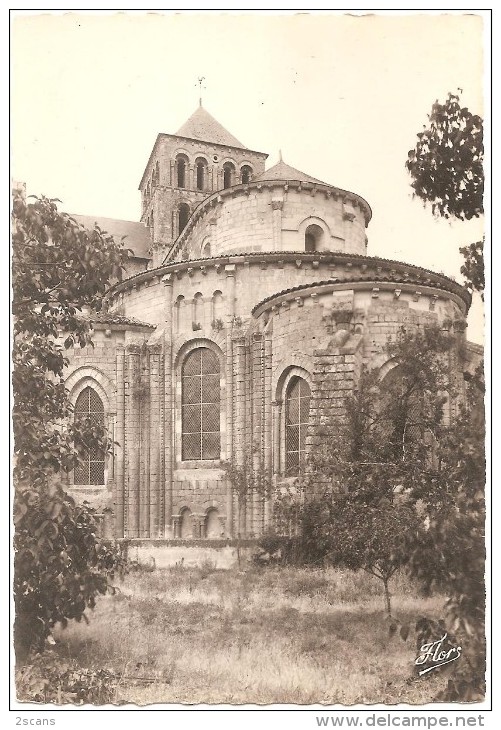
40;562;452;706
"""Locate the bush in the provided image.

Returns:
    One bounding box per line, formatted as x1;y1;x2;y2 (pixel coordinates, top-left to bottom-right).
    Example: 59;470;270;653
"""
254;532;304;566
16;654;119;704
14;482;125;662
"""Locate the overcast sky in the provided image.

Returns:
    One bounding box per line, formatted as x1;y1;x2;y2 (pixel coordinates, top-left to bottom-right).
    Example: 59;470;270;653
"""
11;11;486;342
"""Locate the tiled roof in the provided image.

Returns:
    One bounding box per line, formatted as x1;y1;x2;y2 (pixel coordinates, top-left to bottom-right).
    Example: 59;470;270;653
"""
175;105;247;149
87;312;155;328
254;159;328;185
71;214;152;260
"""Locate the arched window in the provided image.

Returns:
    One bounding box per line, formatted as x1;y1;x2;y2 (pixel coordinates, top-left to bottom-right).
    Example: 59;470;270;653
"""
285;376;311;475
205;508;221;538
195;158;207;191
241;165;252;184
305;223;323;252
74;386;105;485
178;203;190;235
182;348;221;461
176;155;188;188
193;292;204;327
175;295;186;330
202;241;211;258
223;162;235;189
154;161;160;186
180;508;193;539
212;290;223;322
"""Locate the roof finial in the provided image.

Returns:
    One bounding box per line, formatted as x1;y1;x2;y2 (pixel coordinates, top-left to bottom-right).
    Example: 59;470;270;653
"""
279;149;283;162
196;76;206;107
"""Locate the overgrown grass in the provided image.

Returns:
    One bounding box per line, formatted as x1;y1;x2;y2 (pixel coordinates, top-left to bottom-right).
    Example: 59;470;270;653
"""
43;565;449;705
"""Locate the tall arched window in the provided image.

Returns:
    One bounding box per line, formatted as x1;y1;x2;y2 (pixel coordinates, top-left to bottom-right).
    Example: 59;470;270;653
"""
195;158;207;191
74;386;105;485
285;376;311;475
379;365;423;459
182;348;221;461
223;162;235;189
241;165;252;184
178;203;190;235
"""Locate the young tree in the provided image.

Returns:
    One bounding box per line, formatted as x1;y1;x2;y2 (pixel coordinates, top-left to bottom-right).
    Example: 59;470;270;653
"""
12;190;130;659
222;451;272;567
299;474;418;618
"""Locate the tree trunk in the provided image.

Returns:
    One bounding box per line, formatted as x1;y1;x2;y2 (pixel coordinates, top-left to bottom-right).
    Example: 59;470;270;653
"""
236;531;241;570
383;576;392;618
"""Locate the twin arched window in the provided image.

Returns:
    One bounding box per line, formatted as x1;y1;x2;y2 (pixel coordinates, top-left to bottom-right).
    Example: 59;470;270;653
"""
181;348;221;461
74;386;105;485
285;376;311;475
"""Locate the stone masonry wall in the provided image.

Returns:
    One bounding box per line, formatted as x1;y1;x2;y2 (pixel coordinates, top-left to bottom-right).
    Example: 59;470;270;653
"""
177;185;368;260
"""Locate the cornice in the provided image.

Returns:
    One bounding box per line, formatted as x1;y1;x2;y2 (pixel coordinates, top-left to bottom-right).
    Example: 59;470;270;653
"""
251;279;469;318
105;250;471;312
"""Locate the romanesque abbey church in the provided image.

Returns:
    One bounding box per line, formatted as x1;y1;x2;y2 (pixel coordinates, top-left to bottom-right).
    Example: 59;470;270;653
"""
64;104;480;549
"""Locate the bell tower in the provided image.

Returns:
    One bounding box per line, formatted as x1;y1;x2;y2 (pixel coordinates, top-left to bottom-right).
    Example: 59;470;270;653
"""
139;104;268;267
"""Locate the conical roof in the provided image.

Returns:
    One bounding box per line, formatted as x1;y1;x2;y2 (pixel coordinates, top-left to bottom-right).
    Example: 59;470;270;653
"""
255;158;328;185
175;105;247;149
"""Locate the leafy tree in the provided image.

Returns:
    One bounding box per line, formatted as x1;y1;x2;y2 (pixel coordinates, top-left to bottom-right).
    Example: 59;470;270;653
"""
12;190;129;660
406;91;485;300
460;239;484;301
403;371;485;701
406;91;483;221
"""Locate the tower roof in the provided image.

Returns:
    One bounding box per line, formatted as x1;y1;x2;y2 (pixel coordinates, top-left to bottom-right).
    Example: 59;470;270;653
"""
175;105;247;149
255;158;328;185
